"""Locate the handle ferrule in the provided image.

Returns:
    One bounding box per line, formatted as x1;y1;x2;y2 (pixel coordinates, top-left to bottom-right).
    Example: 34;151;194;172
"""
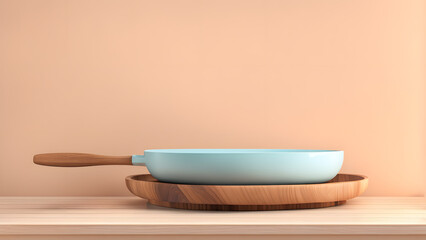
131;155;146;166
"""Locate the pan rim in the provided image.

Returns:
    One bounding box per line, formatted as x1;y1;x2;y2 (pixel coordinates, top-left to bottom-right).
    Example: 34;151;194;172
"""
144;149;343;154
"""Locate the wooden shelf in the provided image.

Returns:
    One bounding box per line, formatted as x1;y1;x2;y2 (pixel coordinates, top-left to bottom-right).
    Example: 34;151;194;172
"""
0;197;425;239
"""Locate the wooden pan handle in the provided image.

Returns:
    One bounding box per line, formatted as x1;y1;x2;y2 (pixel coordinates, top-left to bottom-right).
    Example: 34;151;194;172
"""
33;153;132;167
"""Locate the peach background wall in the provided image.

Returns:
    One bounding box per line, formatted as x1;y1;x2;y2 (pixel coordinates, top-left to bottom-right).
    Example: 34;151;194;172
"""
0;0;424;196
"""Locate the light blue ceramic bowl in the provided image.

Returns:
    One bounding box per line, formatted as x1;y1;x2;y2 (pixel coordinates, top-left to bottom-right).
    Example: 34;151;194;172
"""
132;149;343;185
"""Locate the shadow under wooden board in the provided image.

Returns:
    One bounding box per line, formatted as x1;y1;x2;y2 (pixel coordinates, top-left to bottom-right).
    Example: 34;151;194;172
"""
126;174;368;211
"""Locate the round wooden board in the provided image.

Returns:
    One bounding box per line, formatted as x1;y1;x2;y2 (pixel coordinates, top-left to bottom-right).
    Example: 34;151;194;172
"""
125;174;368;211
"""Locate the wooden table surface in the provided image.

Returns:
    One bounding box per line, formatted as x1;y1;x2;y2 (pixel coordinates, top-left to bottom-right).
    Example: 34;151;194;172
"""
0;197;425;239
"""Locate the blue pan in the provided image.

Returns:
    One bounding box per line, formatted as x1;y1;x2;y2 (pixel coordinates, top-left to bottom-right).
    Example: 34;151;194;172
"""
34;149;343;184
